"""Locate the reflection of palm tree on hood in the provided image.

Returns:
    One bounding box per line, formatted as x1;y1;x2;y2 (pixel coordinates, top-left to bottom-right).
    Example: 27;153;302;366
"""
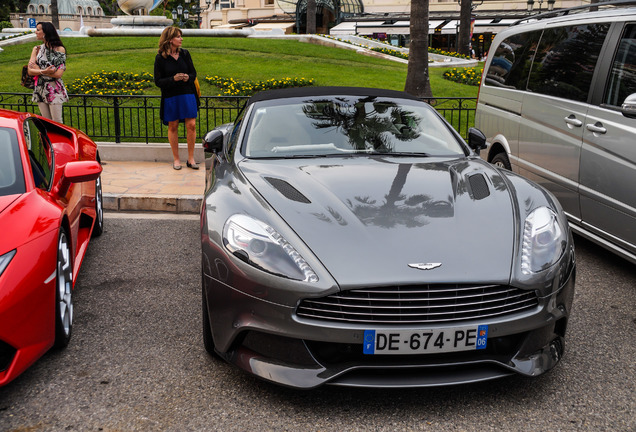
349;163;453;229
302;97;421;151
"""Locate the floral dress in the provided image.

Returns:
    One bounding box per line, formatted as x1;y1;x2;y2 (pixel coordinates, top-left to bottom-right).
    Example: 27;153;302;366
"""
32;44;69;105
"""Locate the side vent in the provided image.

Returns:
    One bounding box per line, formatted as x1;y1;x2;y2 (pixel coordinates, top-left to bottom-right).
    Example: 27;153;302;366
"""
468;174;490;200
264;177;311;204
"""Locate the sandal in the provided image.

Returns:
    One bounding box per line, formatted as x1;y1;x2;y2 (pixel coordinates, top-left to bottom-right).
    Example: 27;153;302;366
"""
186;161;199;170
173;163;182;170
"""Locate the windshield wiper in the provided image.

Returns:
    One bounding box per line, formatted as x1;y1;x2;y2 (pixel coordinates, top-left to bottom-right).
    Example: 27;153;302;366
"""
363;151;431;157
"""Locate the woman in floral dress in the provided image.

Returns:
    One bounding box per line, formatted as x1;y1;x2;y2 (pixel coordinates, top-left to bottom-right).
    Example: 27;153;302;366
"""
27;22;69;123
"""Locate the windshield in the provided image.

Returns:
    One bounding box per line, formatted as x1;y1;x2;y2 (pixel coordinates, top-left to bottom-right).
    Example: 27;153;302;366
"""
0;127;25;196
244;96;466;158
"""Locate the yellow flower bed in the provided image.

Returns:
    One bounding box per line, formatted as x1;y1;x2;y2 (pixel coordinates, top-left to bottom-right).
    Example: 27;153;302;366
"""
205;76;315;96
66;71;154;96
442;67;484;86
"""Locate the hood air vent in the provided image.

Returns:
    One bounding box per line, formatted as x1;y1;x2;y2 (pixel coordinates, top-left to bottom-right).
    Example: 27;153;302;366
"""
468;174;490;200
265;177;311;204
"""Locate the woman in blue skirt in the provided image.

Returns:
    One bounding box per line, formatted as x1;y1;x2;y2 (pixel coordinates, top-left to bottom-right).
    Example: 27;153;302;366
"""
154;26;199;170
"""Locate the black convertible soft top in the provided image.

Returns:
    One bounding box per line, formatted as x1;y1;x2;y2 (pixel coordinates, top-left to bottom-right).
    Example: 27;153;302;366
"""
247;86;421;104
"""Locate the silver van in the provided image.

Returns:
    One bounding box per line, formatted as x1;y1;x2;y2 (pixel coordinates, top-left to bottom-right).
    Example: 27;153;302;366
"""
475;1;636;264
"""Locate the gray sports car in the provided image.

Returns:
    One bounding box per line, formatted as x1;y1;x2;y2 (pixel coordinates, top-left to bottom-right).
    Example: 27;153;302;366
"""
200;87;576;389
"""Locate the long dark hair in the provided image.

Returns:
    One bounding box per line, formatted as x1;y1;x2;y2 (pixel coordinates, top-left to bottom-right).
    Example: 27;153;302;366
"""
38;22;65;51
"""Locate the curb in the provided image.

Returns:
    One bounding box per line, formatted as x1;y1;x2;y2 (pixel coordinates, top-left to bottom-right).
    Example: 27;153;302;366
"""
104;193;202;214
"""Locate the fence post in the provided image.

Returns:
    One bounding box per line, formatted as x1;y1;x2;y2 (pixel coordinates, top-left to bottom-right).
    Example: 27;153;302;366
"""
113;96;121;143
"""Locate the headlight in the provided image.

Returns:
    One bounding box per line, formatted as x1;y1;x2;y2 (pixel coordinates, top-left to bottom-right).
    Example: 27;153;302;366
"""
0;250;16;276
223;214;318;283
521;207;567;274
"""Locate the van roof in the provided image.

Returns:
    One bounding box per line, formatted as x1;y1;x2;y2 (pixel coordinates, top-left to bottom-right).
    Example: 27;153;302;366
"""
512;0;636;27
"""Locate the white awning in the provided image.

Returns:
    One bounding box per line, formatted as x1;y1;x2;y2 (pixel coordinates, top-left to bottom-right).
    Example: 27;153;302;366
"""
355;21;389;28
330;21;357;35
439;20;460;35
474;19;517;33
428;20;444;34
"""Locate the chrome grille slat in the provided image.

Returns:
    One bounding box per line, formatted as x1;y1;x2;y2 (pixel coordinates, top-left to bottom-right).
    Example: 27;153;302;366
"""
296;284;538;325
299;294;535;312
297;304;536;324
351;284;500;295
316;288;525;304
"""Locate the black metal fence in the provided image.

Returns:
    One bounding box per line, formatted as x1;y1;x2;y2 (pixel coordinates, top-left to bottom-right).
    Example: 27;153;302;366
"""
0;93;477;142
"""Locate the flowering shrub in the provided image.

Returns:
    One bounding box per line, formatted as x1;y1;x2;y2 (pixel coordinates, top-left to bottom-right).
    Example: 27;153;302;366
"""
429;48;471;60
0;30;32;40
370;47;408;60
320;34;471;61
205;76;315;96
442;67;483;86
66;71;154;95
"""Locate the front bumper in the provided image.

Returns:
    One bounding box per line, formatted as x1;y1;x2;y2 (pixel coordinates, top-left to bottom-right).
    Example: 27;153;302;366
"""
202;257;576;389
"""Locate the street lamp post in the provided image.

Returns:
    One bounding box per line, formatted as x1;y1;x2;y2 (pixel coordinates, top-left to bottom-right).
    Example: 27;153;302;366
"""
172;0;192;27
191;1;204;28
527;0;556;14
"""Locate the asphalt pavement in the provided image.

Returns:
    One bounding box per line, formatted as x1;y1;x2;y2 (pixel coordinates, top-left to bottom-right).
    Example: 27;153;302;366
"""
0;215;633;431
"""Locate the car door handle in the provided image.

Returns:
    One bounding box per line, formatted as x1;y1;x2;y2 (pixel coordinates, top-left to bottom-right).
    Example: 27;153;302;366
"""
586;122;607;134
564;115;583;128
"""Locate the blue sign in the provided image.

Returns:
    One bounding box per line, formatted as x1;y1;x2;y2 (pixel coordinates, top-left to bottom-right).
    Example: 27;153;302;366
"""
476;325;488;350
363;330;375;354
28;18;36;29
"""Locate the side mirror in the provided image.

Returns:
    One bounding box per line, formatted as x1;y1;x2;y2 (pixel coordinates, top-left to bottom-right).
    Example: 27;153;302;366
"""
202;129;224;154
621;93;636;118
467;127;487;152
54;161;102;197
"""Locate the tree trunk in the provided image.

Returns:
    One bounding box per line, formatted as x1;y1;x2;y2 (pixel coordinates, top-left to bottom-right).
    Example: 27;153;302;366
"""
458;0;472;57
306;0;316;34
51;0;59;30
404;0;433;99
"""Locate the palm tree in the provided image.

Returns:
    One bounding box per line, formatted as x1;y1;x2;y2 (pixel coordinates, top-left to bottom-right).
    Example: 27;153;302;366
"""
404;0;433;98
51;0;59;29
458;0;472;57
306;0;316;34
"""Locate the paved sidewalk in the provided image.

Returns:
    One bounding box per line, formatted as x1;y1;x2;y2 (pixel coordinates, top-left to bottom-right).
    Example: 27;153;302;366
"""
101;160;205;214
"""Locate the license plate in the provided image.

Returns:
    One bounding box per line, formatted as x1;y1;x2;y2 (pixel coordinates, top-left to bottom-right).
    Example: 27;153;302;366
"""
363;325;488;355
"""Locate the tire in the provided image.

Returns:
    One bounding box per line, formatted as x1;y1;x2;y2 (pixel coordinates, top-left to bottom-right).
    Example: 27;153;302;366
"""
92;175;104;238
491;152;512;170
54;228;73;349
202;279;216;356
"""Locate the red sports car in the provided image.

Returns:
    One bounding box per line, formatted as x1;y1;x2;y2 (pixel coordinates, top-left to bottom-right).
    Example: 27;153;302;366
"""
0;109;103;387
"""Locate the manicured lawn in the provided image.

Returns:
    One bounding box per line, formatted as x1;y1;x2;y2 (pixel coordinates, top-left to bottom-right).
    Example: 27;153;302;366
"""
0;36;479;98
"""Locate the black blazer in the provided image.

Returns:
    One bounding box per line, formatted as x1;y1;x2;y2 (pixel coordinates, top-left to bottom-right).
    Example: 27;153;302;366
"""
154;48;198;120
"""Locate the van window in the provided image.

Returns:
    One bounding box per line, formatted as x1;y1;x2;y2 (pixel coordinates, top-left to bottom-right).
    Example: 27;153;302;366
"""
484;31;541;90
605;24;636;107
527;24;610;102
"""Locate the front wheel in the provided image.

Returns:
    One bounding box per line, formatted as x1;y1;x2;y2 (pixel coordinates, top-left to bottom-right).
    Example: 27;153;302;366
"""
491;152;512;170
54;228;73;349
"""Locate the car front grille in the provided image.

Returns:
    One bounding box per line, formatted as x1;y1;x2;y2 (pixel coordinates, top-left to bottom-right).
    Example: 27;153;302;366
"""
296;284;538;325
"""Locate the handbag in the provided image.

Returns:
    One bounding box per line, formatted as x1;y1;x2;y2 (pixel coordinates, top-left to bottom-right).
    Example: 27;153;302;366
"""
21;64;35;89
194;77;201;99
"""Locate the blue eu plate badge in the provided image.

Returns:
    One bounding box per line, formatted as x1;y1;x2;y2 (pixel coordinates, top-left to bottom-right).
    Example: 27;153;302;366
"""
363;330;375;354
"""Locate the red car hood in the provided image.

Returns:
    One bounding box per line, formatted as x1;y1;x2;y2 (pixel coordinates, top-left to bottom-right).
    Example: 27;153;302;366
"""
0;195;20;215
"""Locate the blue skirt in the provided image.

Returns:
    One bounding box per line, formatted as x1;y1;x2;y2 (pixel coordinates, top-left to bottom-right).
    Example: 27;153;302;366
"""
162;93;198;125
